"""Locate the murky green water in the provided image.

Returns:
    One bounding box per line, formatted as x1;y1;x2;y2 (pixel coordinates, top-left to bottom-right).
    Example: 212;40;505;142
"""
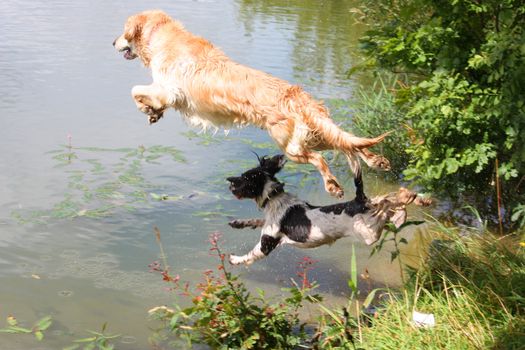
0;1;428;348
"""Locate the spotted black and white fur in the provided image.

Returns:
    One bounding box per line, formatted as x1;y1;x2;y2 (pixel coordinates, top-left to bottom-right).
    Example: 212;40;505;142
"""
226;154;428;265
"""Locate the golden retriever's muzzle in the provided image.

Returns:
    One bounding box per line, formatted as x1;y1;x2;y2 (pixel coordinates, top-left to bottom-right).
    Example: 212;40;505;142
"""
113;36;137;60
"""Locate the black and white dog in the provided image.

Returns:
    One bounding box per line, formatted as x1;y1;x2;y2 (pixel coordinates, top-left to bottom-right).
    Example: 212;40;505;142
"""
226;154;429;265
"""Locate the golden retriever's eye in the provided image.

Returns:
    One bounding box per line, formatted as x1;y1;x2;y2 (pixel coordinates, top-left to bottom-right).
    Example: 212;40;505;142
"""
124;25;138;41
124;15;145;41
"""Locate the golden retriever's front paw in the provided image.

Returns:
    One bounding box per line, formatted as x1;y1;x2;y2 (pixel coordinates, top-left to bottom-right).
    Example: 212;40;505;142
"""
148;113;164;125
136;102;164;124
139;104;156;115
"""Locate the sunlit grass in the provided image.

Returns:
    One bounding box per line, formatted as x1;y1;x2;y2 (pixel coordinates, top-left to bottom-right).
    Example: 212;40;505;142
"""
361;222;525;350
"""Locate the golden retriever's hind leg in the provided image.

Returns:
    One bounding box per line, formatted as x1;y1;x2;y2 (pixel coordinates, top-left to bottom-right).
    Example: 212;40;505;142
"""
358;148;391;171
131;84;169;124
286;151;344;199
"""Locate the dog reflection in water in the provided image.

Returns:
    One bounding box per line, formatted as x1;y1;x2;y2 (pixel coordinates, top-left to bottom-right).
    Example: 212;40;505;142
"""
226;155;430;265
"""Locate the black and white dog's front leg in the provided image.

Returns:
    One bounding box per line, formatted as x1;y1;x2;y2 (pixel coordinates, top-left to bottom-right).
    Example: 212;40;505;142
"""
228;218;265;229
229;233;281;265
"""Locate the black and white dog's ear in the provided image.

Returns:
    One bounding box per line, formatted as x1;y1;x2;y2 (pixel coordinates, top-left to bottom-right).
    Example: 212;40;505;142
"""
260;154;286;175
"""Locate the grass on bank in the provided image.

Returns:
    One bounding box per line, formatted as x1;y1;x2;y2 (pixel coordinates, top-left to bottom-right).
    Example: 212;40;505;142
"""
359;222;525;350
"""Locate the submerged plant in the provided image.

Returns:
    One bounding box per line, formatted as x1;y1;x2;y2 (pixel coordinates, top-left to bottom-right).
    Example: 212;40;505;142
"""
12;140;186;223
0;315;52;341
64;322;121;350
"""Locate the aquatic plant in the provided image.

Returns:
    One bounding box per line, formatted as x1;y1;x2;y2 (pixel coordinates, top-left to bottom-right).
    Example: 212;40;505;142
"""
0;315;52;341
181;130;226;146
11;140;186;223
64;323;121;350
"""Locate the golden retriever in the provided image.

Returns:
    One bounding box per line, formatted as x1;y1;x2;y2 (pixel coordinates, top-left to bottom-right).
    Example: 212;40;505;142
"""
113;10;391;198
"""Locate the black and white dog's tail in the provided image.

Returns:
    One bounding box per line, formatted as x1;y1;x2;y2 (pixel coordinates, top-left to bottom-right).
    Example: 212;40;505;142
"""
354;171;367;204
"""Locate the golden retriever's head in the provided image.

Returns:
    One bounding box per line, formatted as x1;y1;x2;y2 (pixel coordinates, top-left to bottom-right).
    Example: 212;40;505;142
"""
113;10;173;64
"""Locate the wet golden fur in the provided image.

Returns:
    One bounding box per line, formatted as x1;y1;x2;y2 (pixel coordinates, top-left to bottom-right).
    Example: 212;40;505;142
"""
114;10;391;198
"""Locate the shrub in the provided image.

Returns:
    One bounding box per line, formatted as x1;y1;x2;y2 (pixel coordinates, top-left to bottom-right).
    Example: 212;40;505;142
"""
355;0;525;225
149;232;321;349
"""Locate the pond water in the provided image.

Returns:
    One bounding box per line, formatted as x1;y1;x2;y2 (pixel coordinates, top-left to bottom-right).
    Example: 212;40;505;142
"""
0;0;429;348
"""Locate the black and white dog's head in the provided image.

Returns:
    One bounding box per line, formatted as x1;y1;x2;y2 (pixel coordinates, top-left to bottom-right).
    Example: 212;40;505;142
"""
227;155;286;205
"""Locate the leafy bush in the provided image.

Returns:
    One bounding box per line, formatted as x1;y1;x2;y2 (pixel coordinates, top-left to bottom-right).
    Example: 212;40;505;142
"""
355;0;525;225
149;232;321;349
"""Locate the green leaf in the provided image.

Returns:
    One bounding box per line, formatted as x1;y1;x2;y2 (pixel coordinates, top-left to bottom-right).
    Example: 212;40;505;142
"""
318;304;343;324
34;330;44;341
36;316;52;331
73;336;97;343
348;245;358;294
5;326;32;333
362;288;384;309
6;316;18;327
511;210;523;222
0;328;26;334
397;220;425;231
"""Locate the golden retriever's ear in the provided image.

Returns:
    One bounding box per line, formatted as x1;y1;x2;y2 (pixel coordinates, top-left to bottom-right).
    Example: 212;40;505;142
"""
124;14;146;41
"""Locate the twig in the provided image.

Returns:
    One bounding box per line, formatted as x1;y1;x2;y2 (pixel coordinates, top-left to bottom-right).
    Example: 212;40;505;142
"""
153;226;170;271
495;159;503;235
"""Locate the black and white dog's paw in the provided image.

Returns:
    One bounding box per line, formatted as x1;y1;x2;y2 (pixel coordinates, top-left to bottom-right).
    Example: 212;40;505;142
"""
229;254;253;265
228;220;246;229
229;254;243;265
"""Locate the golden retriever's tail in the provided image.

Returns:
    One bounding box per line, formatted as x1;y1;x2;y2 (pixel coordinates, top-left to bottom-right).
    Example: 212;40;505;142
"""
344;130;392;149
348;131;392;174
308;115;391;174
